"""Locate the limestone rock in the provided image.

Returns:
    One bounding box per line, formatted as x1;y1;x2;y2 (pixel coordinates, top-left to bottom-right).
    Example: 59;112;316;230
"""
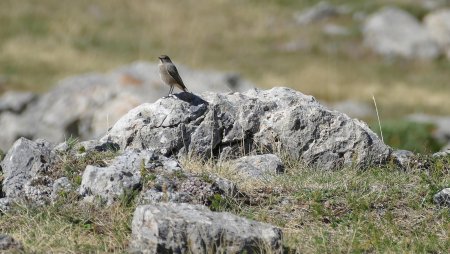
1;138;55;204
230;154;284;180
363;7;440;59
434;188;450;207
103;87;391;170
79;149;150;204
138;170;237;206
79;148;185;204
390;150;415;169
50;177;73;202
0;235;23;252
0;198;12;213
130;203;283;253
425;9;450;58
433;144;450;157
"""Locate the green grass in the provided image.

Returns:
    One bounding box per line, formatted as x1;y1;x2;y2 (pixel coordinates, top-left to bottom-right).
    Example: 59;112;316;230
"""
183;155;450;253
370;120;443;153
1;154;449;252
0;200;134;252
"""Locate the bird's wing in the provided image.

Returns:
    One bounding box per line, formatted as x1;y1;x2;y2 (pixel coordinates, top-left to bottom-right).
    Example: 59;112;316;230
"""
167;64;188;91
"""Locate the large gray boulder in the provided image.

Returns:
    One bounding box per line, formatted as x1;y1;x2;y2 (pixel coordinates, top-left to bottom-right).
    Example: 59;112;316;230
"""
102;87;391;169
425;9;450;58
130;203;283;253
363;7;440;59
0;61;253;150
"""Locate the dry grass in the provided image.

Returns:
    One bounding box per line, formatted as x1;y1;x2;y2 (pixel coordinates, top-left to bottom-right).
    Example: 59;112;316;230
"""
0;200;134;253
0;153;448;252
1;0;450;116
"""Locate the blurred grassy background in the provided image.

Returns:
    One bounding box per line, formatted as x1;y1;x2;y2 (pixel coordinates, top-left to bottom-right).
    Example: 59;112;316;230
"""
0;0;449;151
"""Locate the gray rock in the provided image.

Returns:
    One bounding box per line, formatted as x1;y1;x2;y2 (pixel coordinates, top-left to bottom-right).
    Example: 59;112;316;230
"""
391;150;415;169
230;154;284;180
0;198;12;213
80;164;141;205
212;176;239;197
0;235;23;251
103;87;391;170
79;149;149;204
50;177;73;202
294;1;348;25
425;9;450;58
138;189;190;204
433;188;450;207
0;91;36;113
1;138;55;203
52;139;120;155
138;171;235;206
363;7;440;59
407;114;450;145
0;62;254;150
433;144;450;157
79;148;185;205
130;203;283;253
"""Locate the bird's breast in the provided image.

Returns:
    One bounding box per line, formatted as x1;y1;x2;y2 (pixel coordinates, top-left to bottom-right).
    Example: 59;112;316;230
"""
159;63;175;85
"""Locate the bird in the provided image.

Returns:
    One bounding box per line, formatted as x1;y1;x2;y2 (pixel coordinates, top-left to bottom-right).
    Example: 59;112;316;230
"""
158;55;189;97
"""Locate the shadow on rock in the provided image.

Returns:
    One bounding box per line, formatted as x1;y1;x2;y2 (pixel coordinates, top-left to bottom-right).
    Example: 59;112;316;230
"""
172;92;208;106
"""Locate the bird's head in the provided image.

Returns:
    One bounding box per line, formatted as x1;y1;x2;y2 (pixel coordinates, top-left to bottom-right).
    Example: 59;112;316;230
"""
158;55;172;63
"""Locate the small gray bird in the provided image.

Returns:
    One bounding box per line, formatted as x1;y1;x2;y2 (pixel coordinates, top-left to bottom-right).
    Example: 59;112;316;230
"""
158;55;188;96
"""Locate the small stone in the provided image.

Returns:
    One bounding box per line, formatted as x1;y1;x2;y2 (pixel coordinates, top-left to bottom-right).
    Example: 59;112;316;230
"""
391;150;415;169
231;154;285;180
434;188;450;207
0;235;23;251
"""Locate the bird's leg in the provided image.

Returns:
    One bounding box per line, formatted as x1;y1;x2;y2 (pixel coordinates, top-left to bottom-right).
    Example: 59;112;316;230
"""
167;85;173;97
